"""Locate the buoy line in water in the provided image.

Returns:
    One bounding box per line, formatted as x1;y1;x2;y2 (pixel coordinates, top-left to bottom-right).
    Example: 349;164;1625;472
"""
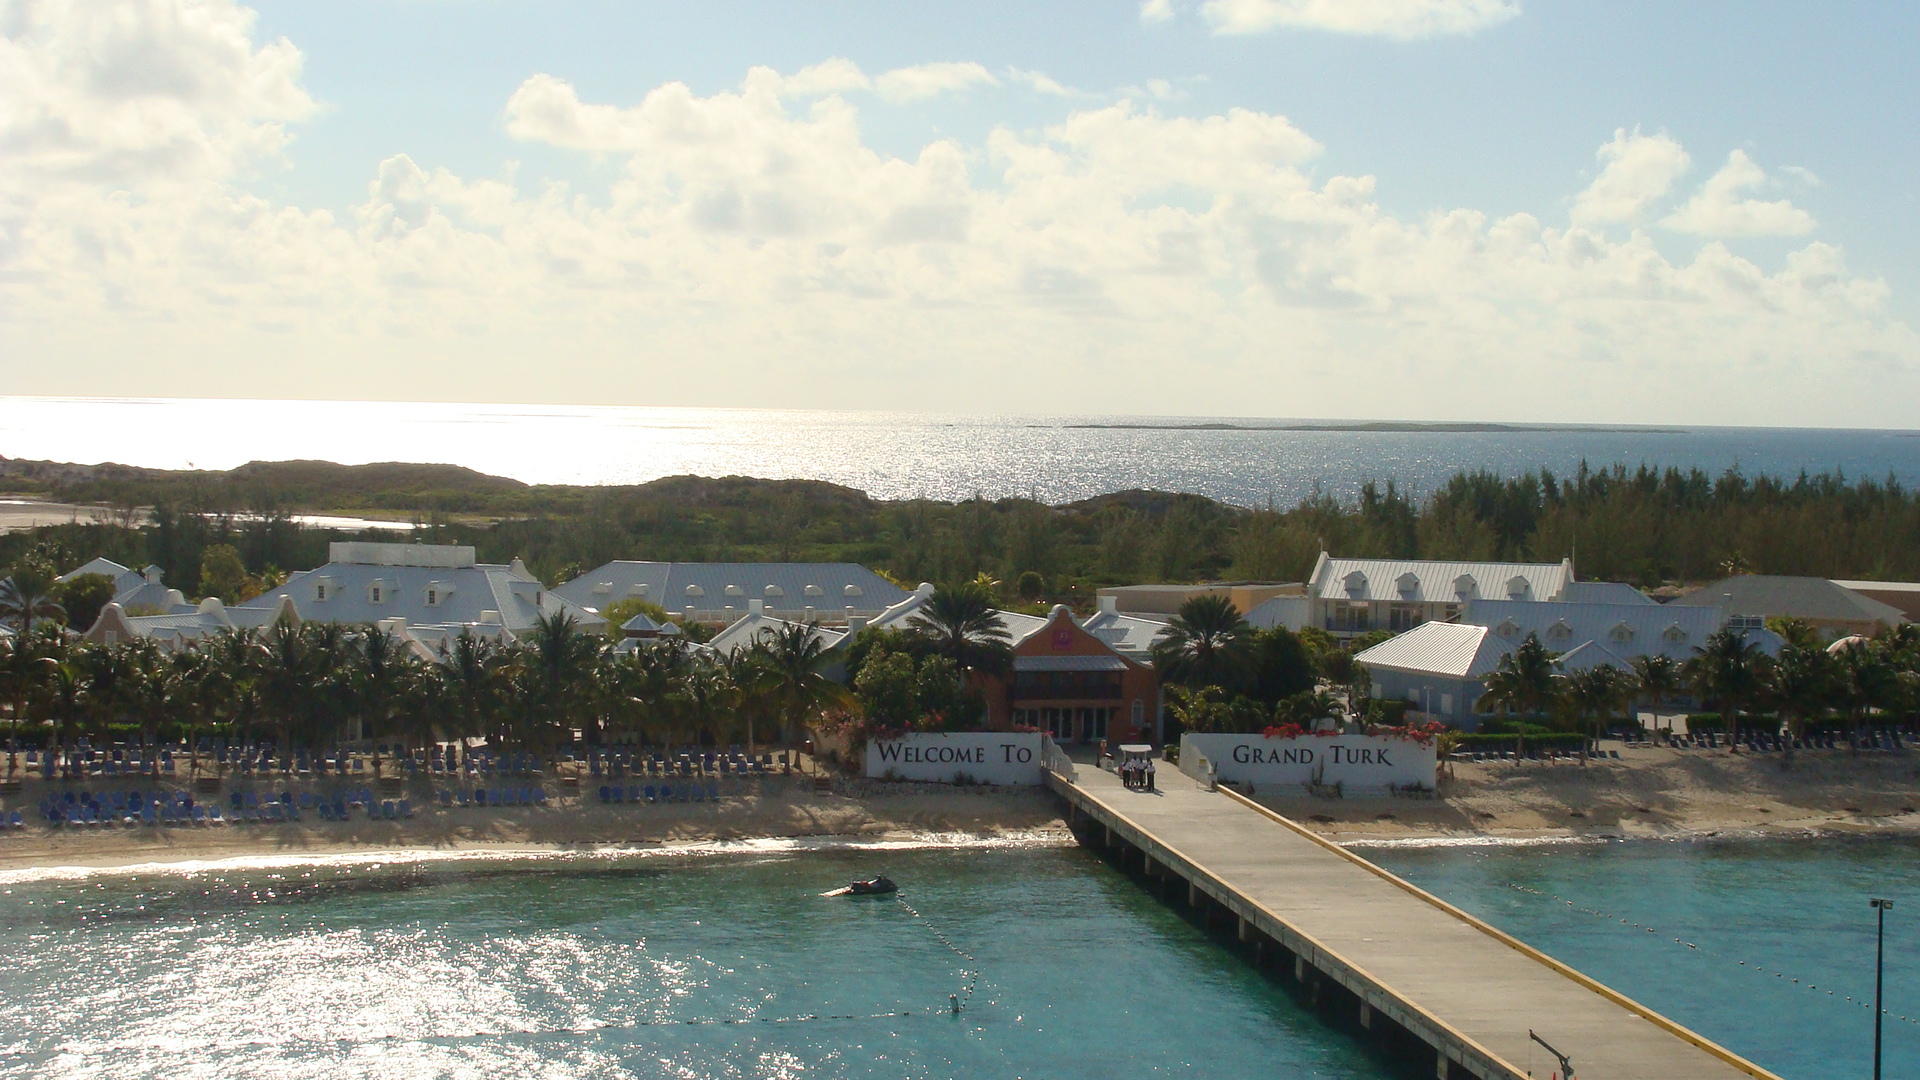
1505;882;1920;1025
894;892;981;1007
20;891;985;1060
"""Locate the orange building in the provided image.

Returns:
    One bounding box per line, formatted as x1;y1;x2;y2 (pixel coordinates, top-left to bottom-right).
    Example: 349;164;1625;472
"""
978;605;1161;747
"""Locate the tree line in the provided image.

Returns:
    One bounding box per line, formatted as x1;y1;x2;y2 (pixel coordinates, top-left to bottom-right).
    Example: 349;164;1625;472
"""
0;581;1046;765
10;461;1920;603
1476;620;1920;756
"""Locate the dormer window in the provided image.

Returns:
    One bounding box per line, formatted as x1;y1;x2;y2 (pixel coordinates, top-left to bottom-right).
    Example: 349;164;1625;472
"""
1395;572;1420;596
1342;571;1367;597
313;577;334;602
724;584;744;597
1496;618;1521;639
765;585;785;598
369;584;385;604
684;584;705;598
1546;620;1573;642
803;584;825;597
1506;575;1531;600
1609;621;1635;644
1663;623;1689;643
425;581;453;607
1453;573;1478;598
843;584;863;598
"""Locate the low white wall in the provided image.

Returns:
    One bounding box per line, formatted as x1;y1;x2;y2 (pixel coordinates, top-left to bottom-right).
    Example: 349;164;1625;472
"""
866;732;1044;785
1180;733;1435;792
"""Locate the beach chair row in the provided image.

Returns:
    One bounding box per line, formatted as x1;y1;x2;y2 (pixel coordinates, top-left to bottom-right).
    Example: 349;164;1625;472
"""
435;786;549;808
585;752;775;779
597;782;722;805
21;749;177;780
40;788;220;826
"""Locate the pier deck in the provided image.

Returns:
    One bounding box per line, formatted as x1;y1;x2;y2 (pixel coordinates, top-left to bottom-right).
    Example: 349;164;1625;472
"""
1048;762;1782;1080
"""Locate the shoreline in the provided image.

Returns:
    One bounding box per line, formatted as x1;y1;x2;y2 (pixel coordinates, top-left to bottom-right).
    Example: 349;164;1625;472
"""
9;746;1920;874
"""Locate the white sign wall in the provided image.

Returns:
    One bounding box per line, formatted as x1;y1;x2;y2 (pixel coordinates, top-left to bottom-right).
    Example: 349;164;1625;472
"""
1180;733;1436;792
866;732;1044;785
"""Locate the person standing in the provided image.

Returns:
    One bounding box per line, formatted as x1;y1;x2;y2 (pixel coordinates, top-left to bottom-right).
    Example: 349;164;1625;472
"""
1145;758;1156;793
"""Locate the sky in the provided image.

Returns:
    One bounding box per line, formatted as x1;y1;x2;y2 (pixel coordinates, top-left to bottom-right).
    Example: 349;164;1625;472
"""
3;0;1917;426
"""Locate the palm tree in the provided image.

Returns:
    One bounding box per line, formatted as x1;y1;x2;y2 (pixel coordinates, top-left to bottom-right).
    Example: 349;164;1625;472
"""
910;582;1014;675
441;630;509;754
1150;594;1254;692
747;620;853;750
1561;664;1629;764
0;567;66;633
1686;629;1767;749
1476;633;1559;758
1831;639;1897;752
1767;643;1832;761
516;612;598;753
1630;653;1682;740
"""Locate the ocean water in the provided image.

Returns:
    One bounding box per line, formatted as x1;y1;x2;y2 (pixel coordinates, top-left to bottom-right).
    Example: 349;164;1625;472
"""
3;397;1919;506
0;843;1387;1080
1368;836;1920;1080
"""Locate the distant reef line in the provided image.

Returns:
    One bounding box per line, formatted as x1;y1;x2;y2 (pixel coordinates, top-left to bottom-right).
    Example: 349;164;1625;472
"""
1058;421;1685;434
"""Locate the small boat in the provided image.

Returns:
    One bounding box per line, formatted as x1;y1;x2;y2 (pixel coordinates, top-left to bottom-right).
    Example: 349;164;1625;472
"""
820;876;898;897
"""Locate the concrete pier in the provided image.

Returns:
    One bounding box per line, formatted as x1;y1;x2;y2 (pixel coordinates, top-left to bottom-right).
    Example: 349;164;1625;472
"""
1048;762;1784;1080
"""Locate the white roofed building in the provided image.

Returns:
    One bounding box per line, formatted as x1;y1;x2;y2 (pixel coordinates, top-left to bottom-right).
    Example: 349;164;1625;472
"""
233;541;604;640
1304;552;1578;638
1356;600;1784;728
58;557;193;614
554;561;910;627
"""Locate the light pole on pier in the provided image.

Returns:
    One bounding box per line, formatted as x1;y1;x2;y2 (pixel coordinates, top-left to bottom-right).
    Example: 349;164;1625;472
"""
1871;897;1893;1080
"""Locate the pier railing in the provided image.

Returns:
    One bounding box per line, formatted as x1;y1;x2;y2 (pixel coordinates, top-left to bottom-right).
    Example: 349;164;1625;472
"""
1040;736;1076;782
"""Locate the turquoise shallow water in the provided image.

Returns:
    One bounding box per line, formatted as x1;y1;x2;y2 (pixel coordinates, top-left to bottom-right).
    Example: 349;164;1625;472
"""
1369;837;1920;1080
0;845;1385;1080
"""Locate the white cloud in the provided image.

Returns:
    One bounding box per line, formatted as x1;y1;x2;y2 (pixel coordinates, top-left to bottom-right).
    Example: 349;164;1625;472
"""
1662;150;1816;237
773;58;871;98
1008;68;1085;98
3;2;1913;427
1140;0;1176;23
874;61;1000;103
0;0;313;187
1570;128;1690;226
1202;0;1519;38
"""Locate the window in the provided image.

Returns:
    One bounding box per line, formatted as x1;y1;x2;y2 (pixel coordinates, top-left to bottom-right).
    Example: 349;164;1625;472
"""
1440;693;1454;714
1389;603;1422;632
314;583;328;601
843;584;863;597
1609;622;1635;644
369;585;385;604
426;588;438;606
103;631;119;646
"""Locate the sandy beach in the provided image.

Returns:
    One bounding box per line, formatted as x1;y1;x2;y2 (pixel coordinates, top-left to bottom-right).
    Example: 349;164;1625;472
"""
11;747;1920;874
0;780;1069;873
1253;744;1920;844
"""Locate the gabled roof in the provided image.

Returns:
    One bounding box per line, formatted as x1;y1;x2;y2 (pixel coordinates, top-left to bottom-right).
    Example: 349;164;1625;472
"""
234;545;602;635
554;561;909;616
707;610;849;660
1674;575;1908;626
1559;581;1656;605
1555;640;1632;673
864;584;1049;641
1308;553;1574;605
1464;599;1774;661
58;557;136;587
1079;609;1169;660
1355;622;1510;680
